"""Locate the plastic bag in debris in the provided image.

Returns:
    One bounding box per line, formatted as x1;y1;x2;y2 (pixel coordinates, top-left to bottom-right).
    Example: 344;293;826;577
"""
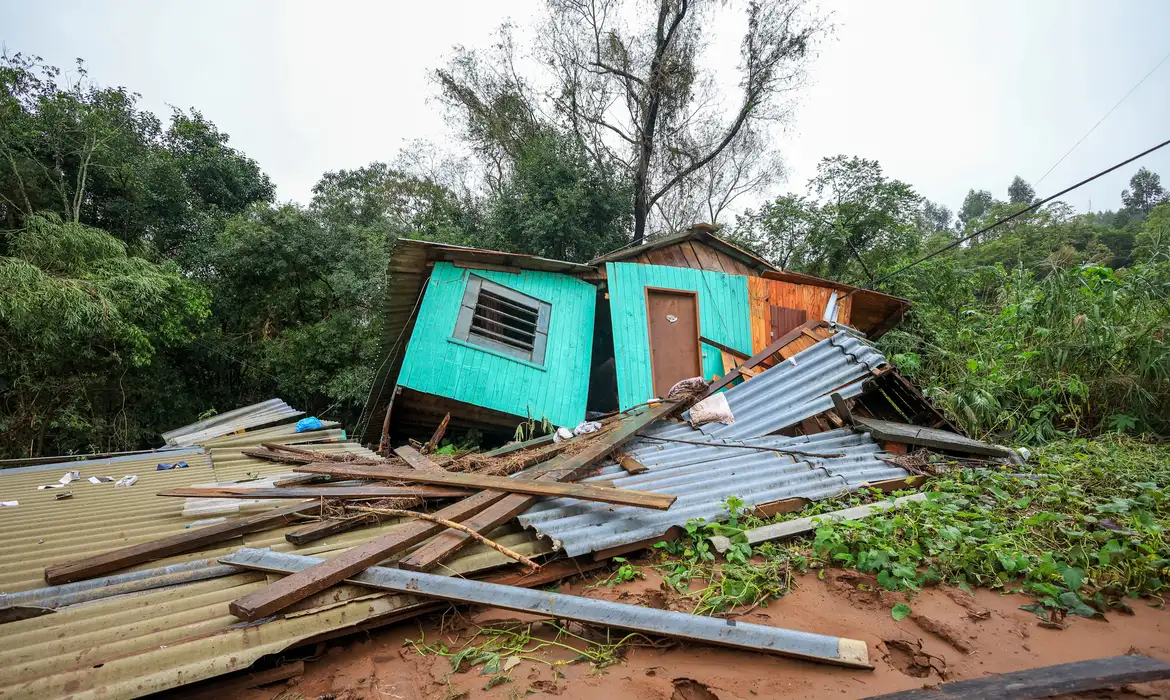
688;392;735;427
552;427;575;443
114;475;138;488
156;461;190;471
666;376;710;402
295;416;324;432
572;420;602;436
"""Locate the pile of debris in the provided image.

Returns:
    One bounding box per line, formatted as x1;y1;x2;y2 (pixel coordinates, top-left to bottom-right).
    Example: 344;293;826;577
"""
0;328;1036;699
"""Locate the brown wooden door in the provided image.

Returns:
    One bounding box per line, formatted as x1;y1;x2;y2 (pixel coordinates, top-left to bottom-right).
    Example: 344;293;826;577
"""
646;288;701;397
770;306;807;341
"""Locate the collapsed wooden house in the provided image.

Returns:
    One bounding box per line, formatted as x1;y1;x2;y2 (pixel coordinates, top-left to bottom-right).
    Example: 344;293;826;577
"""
360;226;912;445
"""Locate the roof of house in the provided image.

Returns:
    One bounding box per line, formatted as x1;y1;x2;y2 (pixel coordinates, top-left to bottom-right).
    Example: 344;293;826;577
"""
590;227;779;275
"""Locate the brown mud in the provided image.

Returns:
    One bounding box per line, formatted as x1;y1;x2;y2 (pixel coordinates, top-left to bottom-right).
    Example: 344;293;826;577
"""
222;560;1170;700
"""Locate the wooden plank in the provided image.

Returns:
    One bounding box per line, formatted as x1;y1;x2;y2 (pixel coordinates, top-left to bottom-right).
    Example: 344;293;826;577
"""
422;413;450;454
862;655;1170;700
831;392;855;426
229;403;678;620
378;385;401;456
699;335;749;360
157;486;474;499
295;462;677;510
855;417;1014;458
619;455;648;474
286;516;374;545
478;432;556;458
393;445;443;471
396;401;681;572
272;473;332;488
44;501;321;586
698;320;828;399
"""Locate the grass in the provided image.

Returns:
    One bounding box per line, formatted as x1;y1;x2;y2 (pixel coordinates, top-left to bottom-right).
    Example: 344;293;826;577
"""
405;619;657;678
653;437;1170;621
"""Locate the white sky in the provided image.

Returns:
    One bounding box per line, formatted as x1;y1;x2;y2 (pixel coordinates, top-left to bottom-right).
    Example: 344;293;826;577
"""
5;0;1170;219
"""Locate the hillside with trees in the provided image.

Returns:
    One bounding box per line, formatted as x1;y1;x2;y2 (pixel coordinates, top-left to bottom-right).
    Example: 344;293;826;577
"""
2;0;1168;459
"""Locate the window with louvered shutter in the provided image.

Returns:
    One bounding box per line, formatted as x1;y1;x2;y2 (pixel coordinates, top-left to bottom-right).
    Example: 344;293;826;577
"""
453;276;551;365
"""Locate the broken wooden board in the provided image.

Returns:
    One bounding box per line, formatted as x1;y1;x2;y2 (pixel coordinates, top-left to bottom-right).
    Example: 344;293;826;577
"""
855;417;1015;458
285;516;374;545
422;412;450;454
618;455;648;475
44;501;321;585
157;486;473;499
294;462;677;510
862;654;1170;699
221;548;873;669
395;400;682;572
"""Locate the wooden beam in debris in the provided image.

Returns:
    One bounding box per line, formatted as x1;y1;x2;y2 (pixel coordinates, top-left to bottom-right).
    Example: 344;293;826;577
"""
221;548;873;669
156;485;473;499
618;455;648;474
43;501;321;586
295;461;677;510
699;335;749;360
862;655;1170;699
228;402;677;619
285;515;374;545
699;320;829;399
422;413;450;454
397;400;681;572
854;417;1015;458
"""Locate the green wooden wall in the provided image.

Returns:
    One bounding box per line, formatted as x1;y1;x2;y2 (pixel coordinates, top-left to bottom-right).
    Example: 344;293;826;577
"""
606;262;752;410
397;262;595;428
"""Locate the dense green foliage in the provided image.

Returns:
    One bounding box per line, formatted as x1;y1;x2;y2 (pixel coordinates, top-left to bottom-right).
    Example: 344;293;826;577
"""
808;438;1170;617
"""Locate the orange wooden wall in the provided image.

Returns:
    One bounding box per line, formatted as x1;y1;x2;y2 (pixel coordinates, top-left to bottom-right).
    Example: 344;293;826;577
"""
747;277;852;353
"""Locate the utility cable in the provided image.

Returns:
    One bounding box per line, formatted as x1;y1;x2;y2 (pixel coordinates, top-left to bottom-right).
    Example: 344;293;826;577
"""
842;138;1170;300
1035;48;1170;188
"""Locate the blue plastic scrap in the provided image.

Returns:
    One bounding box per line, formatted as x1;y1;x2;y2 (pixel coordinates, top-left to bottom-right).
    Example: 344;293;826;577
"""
156;461;190;471
295;417;323;432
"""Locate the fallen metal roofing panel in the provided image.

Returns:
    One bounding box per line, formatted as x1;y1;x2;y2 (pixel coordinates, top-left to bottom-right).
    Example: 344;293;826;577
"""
516;333;903;557
0;422;545;700
160;398;304;447
518;429;909;557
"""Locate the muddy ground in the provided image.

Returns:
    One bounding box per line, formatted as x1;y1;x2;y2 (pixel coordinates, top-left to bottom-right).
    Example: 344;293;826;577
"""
221;557;1170;700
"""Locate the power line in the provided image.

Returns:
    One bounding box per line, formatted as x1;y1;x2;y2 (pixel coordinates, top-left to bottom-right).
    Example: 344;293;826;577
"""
1035;48;1170;188
844;137;1170;300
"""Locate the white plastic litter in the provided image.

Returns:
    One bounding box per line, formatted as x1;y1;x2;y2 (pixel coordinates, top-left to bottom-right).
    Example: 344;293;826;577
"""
0;501;17;507
688;392;735;427
37;483;67;490
60;470;80;485
572;421;602;436
114;475;138;488
552;427;575;443
88;476;115;484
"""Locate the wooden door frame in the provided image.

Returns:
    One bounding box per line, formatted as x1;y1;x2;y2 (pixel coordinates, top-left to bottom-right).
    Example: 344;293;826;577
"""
644;287;703;394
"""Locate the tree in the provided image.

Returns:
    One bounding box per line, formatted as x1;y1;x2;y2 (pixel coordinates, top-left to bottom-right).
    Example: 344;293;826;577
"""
918;199;953;233
484;133;631;261
730;155;922;282
1008;176;1035;205
1122;167;1167;216
542;0;825;243
0;214;208;456
957;189;995;228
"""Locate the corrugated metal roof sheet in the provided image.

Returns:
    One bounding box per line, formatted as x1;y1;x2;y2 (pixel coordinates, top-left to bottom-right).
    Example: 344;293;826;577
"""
160;398;304;447
518;429;908;556
517;333;907;557
0;420;549;700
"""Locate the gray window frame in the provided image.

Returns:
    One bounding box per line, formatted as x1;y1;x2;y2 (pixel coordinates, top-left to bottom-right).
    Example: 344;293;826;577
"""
453;275;551;366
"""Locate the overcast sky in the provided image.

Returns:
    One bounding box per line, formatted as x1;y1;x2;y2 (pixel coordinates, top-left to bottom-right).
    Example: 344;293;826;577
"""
5;0;1169;220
